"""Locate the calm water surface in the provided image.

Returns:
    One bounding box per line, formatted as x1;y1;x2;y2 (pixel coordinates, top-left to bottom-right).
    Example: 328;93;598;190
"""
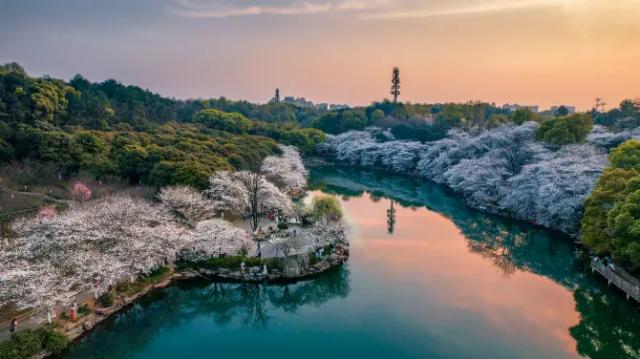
65;166;640;359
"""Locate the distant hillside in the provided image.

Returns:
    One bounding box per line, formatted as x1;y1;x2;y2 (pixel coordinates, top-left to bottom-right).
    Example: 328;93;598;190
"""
0;62;325;190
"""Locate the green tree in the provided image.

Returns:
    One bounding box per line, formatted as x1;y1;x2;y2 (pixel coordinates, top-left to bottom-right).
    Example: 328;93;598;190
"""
606;190;640;264
192;109;251;134
554;105;570;117
435;104;465;130
512;108;540;125
619;99;640;118
309;195;343;222
29;79;76;124
582;168;638;254
370;109;385;124
487;114;509;129
535;114;593;145
115;144;150;183
583;139;640;266
609;140;640;169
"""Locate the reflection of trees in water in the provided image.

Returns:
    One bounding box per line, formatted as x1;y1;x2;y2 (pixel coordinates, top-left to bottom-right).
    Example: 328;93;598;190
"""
309;166;578;284
309;164;640;359
570;288;640;359
268;267;349;313
66;268;350;359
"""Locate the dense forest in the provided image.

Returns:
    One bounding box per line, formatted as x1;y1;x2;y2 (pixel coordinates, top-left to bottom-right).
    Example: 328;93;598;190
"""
0;63;324;189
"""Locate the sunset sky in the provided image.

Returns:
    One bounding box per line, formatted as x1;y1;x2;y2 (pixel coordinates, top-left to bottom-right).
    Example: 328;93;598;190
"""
1;0;639;110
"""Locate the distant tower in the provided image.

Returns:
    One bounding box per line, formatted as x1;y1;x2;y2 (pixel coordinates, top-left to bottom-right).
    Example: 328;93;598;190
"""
594;97;606;113
387;199;396;235
391;67;400;104
274;88;281;103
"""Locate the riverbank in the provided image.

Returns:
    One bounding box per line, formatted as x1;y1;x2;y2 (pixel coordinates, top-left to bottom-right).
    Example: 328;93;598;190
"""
1;241;349;359
316;126;608;237
308;156;581;240
308;154;586;240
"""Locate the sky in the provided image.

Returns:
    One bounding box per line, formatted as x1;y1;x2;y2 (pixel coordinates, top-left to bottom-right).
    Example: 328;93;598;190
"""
1;0;639;110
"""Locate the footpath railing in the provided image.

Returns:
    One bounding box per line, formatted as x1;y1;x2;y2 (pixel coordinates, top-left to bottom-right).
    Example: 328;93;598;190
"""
591;257;640;302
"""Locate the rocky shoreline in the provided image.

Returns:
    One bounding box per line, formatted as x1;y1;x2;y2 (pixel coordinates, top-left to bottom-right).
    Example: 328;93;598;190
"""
184;252;349;283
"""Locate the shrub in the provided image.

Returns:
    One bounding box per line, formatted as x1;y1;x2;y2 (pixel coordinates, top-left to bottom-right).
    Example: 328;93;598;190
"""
0;328;68;359
97;292;113;308
42;329;68;355
277;222;289;230
78;304;91;316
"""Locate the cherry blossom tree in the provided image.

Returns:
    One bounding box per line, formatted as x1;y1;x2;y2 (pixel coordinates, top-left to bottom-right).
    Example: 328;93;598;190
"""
0;194;189;314
179;219;252;262
587;125;640;150
261;145;308;193
206;171;294;231
205;171;246;216
318;121;611;235
1;169;300;316
500;145;607;233
158;186;216;227
71;181;92;201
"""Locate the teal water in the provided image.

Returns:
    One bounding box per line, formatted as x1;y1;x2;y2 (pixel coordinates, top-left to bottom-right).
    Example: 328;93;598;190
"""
64;166;640;359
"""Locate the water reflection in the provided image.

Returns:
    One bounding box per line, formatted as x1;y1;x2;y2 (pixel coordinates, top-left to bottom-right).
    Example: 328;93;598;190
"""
570;288;640;359
66;268;350;359
309;165;640;359
308;166;580;283
386;200;396;234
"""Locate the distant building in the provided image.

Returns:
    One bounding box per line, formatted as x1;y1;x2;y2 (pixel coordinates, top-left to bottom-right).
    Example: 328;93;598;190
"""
282;96;315;108
329;104;349;111
502;104;539;113
279;94;348;110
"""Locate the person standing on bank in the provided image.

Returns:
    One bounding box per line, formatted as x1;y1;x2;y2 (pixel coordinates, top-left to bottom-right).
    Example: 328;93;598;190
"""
9;318;17;333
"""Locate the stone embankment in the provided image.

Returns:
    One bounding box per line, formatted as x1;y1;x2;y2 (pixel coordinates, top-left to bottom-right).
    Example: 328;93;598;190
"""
184;251;349;283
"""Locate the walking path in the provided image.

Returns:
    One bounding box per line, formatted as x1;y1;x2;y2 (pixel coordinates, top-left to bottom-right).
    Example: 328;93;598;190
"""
0;310;41;342
591;257;640;302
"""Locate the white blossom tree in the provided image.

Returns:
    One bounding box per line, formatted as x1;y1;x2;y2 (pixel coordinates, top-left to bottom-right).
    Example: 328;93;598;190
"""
587;125;640;150
179;219;252;262
206;171;248;215
261;145;308;193
0;194;189;314
158;186;216;227
319;121;611;235
206;171;294;231
500;145;608;233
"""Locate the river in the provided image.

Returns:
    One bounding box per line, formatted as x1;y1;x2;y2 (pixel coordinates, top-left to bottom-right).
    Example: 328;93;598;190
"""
64;165;640;359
